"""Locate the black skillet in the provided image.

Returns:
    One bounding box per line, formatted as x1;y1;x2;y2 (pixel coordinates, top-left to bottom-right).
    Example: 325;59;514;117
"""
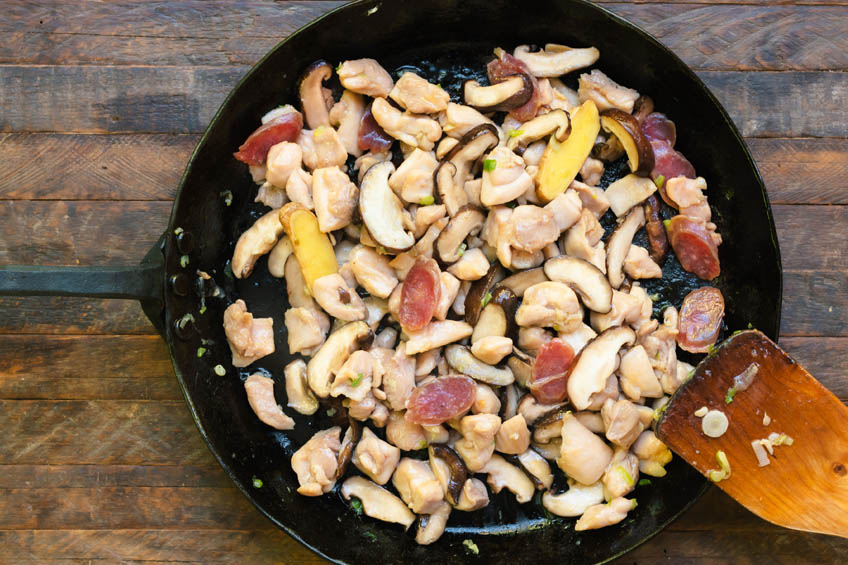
0;0;782;562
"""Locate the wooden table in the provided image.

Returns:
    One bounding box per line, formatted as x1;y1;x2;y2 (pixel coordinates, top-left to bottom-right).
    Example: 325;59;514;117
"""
1;0;846;562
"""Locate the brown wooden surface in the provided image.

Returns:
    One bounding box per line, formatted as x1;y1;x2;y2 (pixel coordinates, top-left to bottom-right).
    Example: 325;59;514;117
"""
0;0;846;562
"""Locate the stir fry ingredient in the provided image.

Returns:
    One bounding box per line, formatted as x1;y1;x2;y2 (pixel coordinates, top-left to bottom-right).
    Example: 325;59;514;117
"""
224;42;728;544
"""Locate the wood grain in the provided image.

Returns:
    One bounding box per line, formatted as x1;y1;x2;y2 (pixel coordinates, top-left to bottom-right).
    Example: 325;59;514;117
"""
748;138;848;204
0;297;155;335
0;465;230;489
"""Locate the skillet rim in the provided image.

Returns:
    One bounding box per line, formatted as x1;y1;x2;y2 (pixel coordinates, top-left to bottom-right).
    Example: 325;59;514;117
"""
162;0;783;562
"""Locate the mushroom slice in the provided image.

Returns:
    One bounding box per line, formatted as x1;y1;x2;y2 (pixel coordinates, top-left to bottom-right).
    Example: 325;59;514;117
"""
445;344;515;386
244;374;295;430
513;44;600;78
516;449;554;489
284;359;319;415
566;326;636;410
506;109;571;152
575;497;633;531
464;262;505;325
299;60;333;129
416;501;452;545
439;124;500;212
405;320;474;355
340;476;415;529
337;420;363;478
481;454;535;503
359;161;415;251
429;444;468;504
600;109;655;175
605;173;657;218
232;209;284;279
307;321;372;398
435;205;485;263
267;235;294;278
463;75;533;113
499;267;548;297
542;481;605;517
544;256;613;313
435;162;467;218
606;206;647;289
507;355;533;389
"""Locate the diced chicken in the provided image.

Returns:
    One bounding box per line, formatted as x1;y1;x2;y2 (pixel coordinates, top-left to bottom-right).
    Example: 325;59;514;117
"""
557;413;613;485
434;272;460;321
601;398;645;450
389;148;439;204
349;245;398;298
455;477;490;511
542;480;605;517
574;411;605;434
624;244;662;279
564;208;606;273
371;97;442;151
338;262;357;290
639;306;681;394
585;374;621;412
422;424;449;444
455;414;501;472
386;410;427;451
518;326;554;354
544;189;583;233
284;359;319;415
341;476;415;529
298;127;347;170
579;156;604;186
337;58;394;97
602;448;639;500
510;248;544;270
578;69;640;113
330;349;373;402
515;281;583;332
266;141;303;188
354;150;391;183
284;255;318;309
471;382;502;415
374;326;397;349
482;454;535;503
413;204;447;239
575;497;634;531
381;343;416;411
311;273;367;321
619;345;664;400
570;180;611;219
509;205;559;253
481;146;534;207
312;166;358;232
590;287;652;333
389;72;450;114
255;181;288;209
223;299;275;367
285;307;330;355
232;209;284;279
447;247;490;280
471;335;513;365
353;427;401;485
329;90;366;157
440;102;495;139
665;176;711;223
348;390;377;421
517;449;554;489
416;501;451;545
244;374;295;430
415;348;440;377
392;458;445;514
631;430;673;477
286;168;314;209
404;320;474;354
495;414;531;455
291;427;341;496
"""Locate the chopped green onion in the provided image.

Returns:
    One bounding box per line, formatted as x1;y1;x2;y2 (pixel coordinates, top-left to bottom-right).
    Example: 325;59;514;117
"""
725;386;737;404
747;322;754;329
652;402;669;422
220;190;233;206
419;195;435;206
173;227;184;235
224;263;233;279
199;305;207;315
509;129;525;138
630;499;638;510
716;450;731;476
180;255;190;268
463;539;480;555
326;407;337;417
483;159;497;172
197;347;207;358
351;372;363;387
457;242;467;257
252;477;263;488
654;175;665;189
417;439;428;450
213;364;226;376
336;62;343;72
376;245;387;255
617;466;635;486
638;478;652;486
177;313;195;330
362;531;377;541
350;497;363;515
708;469;727;483
480;292;492;308
662;219;671;229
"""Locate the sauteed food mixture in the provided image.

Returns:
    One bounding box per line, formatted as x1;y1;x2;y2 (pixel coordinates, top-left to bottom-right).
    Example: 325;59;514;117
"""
225;44;725;544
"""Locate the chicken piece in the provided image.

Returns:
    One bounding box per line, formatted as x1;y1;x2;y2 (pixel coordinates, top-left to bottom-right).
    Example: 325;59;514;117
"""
298;126;347;170
285;168;314;209
440;102;495;139
639;307;680;394
665;176;711;224
518;326;553;354
471;382;501;415
510;248;544;270
602;448;639;500
518;448;554;489
624;244;662;280
223;300;275;368
495;414;531;455
574;497;634;531
415;348;440;378
348;390;377;421
371;97;442;151
349;245;398;299
243;374;295;430
454;414;501;472
544;189;583;233
389;72;450;114
632;430;673;477
329;349;373;402
515;281;583;332
232;209;284;279
482;454;535;503
337;58;394;97
374;326;397;349
266;141;303;188
413;204;447;239
312;166;358;232
570;180;611;219
404;320;473;355
284;255;319;310
284;359;319;415
578;69;640;113
618;345;663;400
285;307;330;355
590;288;651;333
585;374;621;412
557;412;613;485
329;90;365;157
542;480;605;517
508;205;559;253
389;148;439;204
392;458;445;514
381;343;416;411
291;427;342;496
480;146;534;207
451;280;471;317
352;427;401;485
471;335;513;365
563;208;606;273
601;398;645;450
454;477;490;511
338;262;357;290
249;163;267;184
311;273;367;321
386;410;427;451
579;156;604;186
434;272;460;321
255;181;288;209
416;501;451;545
446;247;490;281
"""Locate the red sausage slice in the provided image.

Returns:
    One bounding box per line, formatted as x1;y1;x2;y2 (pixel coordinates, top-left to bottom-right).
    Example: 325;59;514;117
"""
399;258;441;331
666;215;721;281
641;113;677;147
233;111;303;165
530;339;575;404
406;375;477;425
678;287;725;353
650;140;696;205
488;51;540;122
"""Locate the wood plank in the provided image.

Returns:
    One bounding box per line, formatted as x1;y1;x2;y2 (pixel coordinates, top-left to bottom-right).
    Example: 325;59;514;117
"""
0;133;195;201
0;400;212;465
781;270;848;337
0;297;156;335
773;205;848;271
0;465;230;489
0;66;846;137
779;337;848;400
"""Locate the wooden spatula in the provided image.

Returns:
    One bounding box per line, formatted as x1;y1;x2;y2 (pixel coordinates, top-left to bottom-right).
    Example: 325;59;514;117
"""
656;330;848;538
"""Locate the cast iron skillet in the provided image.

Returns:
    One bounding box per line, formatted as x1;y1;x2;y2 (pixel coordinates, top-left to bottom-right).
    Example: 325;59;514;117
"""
0;0;782;562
